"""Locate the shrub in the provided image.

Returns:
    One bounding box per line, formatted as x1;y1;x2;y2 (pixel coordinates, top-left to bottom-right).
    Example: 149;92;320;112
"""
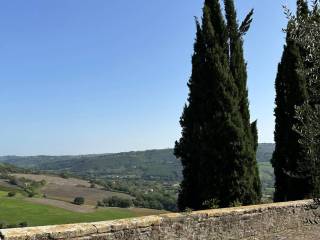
102;196;132;208
0;221;28;229
0;222;7;229
202;199;219;209
18;222;28;228
7;192;16;197
39;180;46;186
230;200;242;208
73;197;85;205
97;200;104;207
6;224;17;228
8;177;18;186
60;173;69;179
27;191;36;198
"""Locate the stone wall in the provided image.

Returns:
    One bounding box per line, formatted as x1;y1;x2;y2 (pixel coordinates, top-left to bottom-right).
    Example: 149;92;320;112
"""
1;200;320;240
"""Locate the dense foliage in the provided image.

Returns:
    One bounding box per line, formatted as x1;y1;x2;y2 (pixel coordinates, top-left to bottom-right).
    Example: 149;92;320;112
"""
284;0;320;198
272;0;310;202
73;197;85;205
174;0;261;210
272;0;320;201
98;179;178;211
98;196;133;208
7;192;16;197
0;221;28;229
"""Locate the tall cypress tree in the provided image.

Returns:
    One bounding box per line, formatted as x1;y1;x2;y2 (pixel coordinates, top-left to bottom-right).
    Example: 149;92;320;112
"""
224;0;261;204
175;0;261;210
272;0;309;202
174;21;205;210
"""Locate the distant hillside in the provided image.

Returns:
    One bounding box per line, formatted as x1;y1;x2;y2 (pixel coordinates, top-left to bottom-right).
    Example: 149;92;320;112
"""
0;163;29;175
257;143;275;163
0;144;274;182
0;150;180;181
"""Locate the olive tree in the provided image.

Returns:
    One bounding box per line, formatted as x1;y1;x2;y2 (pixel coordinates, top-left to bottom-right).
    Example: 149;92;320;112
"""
285;0;320;197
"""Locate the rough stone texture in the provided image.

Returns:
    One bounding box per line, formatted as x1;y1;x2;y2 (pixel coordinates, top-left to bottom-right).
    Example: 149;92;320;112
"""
1;200;320;240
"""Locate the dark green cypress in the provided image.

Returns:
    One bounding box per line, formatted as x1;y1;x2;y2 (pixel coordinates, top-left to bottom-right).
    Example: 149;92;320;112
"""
204;0;228;53
224;0;261;204
198;4;239;208
175;0;261;210
272;0;309;202
174;21;205;210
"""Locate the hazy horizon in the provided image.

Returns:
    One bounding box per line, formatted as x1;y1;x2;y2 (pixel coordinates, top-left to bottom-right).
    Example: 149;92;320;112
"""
0;143;275;157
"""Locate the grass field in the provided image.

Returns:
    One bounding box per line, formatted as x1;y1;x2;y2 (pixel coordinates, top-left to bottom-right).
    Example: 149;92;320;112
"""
0;191;164;227
0;174;166;227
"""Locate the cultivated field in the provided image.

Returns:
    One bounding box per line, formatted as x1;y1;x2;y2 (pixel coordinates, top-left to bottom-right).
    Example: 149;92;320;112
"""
11;174;94;187
11;173;132;205
0;173;167;227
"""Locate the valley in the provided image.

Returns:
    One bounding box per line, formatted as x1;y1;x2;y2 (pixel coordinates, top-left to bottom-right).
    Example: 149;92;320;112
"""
0;144;275;227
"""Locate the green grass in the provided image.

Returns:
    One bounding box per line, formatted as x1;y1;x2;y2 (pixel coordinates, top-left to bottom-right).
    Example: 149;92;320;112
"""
0;185;26;196
258;162;274;186
0;193;139;227
0;191;8;197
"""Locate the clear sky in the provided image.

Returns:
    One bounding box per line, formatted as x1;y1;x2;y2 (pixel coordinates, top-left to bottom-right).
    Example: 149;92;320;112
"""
0;0;298;155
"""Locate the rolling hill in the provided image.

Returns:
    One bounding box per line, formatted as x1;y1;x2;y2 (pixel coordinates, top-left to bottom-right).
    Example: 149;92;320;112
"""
0;144;276;215
0;144;274;182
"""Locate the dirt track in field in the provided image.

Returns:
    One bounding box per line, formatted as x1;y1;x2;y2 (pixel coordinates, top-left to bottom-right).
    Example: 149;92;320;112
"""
26;198;96;213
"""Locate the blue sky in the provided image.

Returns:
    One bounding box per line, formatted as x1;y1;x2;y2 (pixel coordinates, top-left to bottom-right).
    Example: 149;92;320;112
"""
0;0;297;155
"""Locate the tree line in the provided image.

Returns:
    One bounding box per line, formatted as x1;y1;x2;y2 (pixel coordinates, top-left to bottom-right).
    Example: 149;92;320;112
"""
175;0;320;211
